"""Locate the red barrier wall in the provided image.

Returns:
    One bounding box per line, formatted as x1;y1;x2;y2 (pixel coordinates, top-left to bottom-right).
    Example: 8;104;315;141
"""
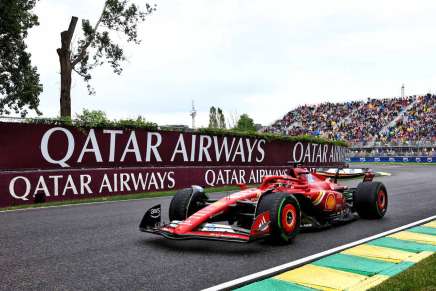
0;166;292;208
0;122;347;207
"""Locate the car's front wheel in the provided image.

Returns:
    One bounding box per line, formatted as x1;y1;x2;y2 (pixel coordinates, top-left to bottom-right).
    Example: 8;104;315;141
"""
256;192;301;243
169;186;208;221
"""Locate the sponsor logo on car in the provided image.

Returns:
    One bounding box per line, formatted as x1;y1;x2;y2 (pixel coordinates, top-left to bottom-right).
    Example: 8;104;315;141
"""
150;207;161;219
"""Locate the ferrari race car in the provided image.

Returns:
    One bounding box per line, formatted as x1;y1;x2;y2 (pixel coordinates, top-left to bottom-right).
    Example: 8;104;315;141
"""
139;167;388;243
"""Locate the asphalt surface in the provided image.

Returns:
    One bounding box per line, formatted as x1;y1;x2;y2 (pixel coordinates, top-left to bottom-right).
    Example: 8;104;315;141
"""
0;164;435;291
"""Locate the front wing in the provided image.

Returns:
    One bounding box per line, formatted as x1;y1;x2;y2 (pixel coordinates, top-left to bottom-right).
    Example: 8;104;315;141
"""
139;204;271;243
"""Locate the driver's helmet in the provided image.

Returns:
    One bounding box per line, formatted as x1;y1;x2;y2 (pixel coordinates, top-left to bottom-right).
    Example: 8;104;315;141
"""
292;168;311;181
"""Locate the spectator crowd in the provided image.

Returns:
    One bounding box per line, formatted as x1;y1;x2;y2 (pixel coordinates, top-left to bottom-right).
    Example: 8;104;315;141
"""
264;94;436;147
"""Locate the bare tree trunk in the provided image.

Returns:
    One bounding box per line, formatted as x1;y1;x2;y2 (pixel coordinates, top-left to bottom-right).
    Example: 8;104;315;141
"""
58;51;72;118
57;16;78;118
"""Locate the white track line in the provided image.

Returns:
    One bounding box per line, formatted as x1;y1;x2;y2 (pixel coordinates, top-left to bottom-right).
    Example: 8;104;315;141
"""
203;215;436;291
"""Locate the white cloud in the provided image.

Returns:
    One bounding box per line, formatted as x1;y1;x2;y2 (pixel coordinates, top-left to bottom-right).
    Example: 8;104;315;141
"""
24;0;436;126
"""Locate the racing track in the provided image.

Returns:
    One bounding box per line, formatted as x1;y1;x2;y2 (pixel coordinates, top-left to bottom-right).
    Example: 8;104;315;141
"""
0;164;435;291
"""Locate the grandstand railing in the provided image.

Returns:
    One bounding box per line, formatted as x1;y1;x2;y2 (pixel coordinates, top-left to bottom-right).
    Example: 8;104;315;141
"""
346;156;436;163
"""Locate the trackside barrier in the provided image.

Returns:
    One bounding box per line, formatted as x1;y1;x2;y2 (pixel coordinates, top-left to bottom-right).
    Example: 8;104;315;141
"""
347;157;436;163
0;122;348;208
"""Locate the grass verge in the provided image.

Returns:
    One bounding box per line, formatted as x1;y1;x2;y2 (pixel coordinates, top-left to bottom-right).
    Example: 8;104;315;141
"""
370;253;436;291
1;185;252;211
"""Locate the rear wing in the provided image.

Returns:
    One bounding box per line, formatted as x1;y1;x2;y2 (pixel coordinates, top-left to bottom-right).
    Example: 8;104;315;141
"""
307;166;375;183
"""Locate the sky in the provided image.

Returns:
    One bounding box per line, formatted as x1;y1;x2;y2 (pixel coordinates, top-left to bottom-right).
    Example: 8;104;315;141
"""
25;0;436;127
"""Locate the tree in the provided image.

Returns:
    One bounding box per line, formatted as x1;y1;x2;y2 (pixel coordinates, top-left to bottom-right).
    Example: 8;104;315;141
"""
75;108;109;126
57;1;156;118
235;113;256;132
227;110;240;129
217;107;226;129
208;106;218;128
0;0;43;117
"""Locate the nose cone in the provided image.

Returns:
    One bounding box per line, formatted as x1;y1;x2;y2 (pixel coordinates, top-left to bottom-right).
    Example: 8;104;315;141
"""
174;220;195;234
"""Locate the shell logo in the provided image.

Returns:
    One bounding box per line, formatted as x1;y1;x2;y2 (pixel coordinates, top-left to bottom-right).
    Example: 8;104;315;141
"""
325;193;336;210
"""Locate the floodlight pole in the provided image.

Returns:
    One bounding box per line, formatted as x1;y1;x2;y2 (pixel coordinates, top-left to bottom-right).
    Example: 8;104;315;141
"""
401;84;405;98
190;100;197;129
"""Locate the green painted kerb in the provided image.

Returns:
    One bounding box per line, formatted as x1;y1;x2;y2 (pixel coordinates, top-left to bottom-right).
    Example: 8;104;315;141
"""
368;237;436;253
407;226;436;236
235;278;316;291
311;253;395;276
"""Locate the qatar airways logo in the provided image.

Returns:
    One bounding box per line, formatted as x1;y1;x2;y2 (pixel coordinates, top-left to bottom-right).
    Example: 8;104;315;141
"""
39;127;266;168
291;142;346;164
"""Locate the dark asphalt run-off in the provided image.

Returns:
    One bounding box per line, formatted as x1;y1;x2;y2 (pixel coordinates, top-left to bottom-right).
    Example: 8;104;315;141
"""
0;164;435;291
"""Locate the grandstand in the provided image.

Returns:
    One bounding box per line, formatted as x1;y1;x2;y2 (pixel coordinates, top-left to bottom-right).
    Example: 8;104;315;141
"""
263;94;436;157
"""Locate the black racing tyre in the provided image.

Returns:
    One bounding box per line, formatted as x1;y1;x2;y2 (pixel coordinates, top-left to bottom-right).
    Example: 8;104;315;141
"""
256;192;301;243
169;187;207;221
353;181;388;219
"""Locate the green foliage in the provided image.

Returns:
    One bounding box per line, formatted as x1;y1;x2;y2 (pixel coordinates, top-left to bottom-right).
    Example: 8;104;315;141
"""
24;116;73;126
234;113;256;132
115;116;157;129
208;106;218;128
22;110;157;130
75;109;109;127
209;106;226;129
0;0;43;117
197;127;349;147
14;110;347;147
73;0;156;95
217;107;226;129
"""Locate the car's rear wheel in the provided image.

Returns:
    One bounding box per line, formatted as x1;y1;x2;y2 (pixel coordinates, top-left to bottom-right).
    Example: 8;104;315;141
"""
256;192;301;243
169;187;208;221
353;181;388;219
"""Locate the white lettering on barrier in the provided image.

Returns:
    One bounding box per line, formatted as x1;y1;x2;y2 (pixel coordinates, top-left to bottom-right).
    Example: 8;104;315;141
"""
50;175;63;196
63;175;78;195
146;132;162;162
103;129;123;162
9;171;177;201
167;172;175;188
120;131;141;162
204;168;288;187
198;135;212;162
99;174;112;193
77;129;103;163
291;142;339;164
80;175;92;194
34;176;50;197
39;127;276;166
37;127;343;175
205;170;215;186
214;136;235;162
41;127;75;168
232;139;245;162
171;134;188;161
323;144;328;162
9;176;31;200
256;140;265;162
292;142;304;163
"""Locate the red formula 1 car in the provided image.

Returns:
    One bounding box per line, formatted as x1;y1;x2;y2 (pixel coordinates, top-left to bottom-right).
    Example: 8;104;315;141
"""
139;167;388;243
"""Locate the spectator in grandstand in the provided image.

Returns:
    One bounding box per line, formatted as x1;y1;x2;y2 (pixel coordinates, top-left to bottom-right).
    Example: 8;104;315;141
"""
264;94;435;148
